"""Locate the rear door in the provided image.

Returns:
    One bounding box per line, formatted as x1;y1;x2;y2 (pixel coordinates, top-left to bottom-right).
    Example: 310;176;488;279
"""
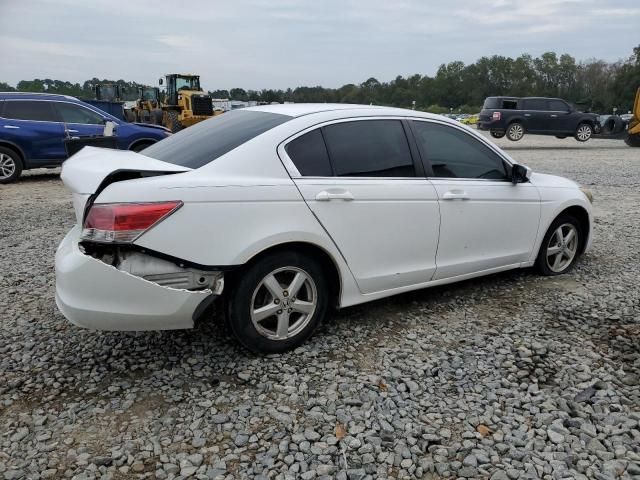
0;100;65;162
52;101;106;140
280;118;441;294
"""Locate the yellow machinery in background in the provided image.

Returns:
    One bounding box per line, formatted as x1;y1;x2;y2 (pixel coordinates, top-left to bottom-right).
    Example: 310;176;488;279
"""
128;86;163;125
159;74;214;132
626;87;640;147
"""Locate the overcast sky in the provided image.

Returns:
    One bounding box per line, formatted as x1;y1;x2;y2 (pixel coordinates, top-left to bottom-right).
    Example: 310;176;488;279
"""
1;0;638;91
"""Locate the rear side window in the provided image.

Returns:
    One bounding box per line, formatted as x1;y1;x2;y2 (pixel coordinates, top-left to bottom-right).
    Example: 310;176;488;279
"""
286;129;332;176
522;99;548;111
322;120;415;177
2;100;58;122
482;98;500;109
502;99;518;109
412;121;508;180
142;110;291;169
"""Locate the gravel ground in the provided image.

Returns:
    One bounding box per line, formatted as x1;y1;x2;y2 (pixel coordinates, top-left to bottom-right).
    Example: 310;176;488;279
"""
1;135;639;480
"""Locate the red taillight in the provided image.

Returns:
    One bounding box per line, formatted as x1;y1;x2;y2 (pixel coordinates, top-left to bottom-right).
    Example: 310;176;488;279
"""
81;201;182;243
492;111;501;121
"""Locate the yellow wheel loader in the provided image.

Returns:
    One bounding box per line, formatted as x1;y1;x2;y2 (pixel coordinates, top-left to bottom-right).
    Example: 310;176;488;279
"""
625;87;640;147
128;86;163;125
159;74;214;132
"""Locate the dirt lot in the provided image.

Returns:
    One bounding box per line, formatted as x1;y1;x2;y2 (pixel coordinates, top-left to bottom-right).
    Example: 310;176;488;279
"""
1;134;639;480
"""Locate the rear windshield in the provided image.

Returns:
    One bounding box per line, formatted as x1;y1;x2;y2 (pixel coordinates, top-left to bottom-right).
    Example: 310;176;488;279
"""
142;110;291;168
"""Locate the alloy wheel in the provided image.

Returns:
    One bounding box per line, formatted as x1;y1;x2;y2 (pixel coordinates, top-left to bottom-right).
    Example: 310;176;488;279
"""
545;223;579;273
250;266;317;340
0;153;16;180
508;123;524;141
576;124;592;141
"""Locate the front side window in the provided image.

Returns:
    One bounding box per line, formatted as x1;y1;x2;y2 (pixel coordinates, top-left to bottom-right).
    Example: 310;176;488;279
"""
548;100;569;112
411;121;508;180
322;120;415;177
522;99;548;111
2;100;58;122
54;103;105;124
285;129;332;176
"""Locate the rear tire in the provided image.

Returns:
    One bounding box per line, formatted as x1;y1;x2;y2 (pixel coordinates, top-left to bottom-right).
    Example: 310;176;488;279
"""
506;122;525;141
574;123;593;142
625;134;640;147
535;214;583;276
227;251;328;354
0;147;23;184
490;130;506;139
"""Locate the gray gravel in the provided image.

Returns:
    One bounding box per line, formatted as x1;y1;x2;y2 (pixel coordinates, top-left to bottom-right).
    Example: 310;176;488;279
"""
1;135;640;480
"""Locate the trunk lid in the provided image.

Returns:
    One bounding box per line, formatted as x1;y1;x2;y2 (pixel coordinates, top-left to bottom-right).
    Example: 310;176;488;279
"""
61;146;190;224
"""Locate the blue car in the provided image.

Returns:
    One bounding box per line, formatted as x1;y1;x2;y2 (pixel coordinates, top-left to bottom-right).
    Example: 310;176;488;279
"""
0;92;171;183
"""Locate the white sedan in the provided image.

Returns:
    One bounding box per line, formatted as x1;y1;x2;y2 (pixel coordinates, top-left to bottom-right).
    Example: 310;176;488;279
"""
55;104;593;353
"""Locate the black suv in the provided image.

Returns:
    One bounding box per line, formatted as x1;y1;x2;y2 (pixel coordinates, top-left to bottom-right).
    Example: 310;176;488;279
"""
478;96;600;142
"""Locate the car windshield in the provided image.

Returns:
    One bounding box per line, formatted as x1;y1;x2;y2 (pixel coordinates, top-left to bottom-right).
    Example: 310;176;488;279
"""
141;110;291;169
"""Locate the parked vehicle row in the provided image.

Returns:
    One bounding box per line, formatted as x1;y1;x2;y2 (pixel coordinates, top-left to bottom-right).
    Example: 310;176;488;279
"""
0;92;171;183
55;104;593;353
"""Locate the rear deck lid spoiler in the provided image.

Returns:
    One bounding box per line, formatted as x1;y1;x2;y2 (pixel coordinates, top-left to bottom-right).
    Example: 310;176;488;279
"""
61;146;190;195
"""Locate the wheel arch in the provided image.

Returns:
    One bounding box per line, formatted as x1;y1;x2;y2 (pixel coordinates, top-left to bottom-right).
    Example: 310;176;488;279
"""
127;138;157;151
227;241;342;309
0;141;26;166
559;205;590;253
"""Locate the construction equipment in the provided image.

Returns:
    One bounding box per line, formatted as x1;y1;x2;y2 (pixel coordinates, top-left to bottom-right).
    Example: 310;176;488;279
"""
159;74;213;132
625;87;640;147
94;84;123;102
128;86;163;125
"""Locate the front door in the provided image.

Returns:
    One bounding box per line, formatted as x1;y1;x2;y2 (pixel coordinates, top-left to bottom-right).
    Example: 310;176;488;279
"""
281;119;441;294
521;98;550;133
410;120;541;280
52;101;106;147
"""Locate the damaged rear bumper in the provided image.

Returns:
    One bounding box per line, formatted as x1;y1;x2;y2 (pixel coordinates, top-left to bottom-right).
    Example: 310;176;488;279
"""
55;226;217;331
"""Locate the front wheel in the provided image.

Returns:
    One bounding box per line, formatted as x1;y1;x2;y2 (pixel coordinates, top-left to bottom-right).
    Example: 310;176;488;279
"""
624;134;640;147
227;251;328;354
490;130;506;139
0;147;23;184
506;122;525;141
535;215;583;276
164;110;183;133
575;123;593;142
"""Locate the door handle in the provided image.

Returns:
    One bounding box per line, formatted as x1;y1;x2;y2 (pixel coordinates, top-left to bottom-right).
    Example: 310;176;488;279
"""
442;190;470;200
524;113;531;117
550;114;557;118
315;190;354;201
67;129;79;133
3;125;20;129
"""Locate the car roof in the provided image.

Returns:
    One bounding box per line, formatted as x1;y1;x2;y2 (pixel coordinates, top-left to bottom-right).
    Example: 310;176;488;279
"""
243;103;449;121
0;92;79;101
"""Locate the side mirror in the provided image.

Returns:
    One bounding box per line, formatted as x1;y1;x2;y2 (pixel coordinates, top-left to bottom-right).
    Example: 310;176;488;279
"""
511;163;531;184
158;78;163;86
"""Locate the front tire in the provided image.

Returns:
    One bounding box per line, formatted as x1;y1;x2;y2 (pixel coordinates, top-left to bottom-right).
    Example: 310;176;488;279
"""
535;215;583;276
575;123;593;142
625;134;640;147
506;122;525;141
164;110;183;133
227;251;328;354
0;147;23;184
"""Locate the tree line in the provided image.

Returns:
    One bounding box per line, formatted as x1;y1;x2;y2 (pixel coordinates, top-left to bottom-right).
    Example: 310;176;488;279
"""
2;45;638;114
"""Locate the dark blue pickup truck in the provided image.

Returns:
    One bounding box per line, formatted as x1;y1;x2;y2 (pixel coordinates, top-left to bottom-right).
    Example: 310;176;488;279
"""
478;96;600;143
0;92;171;183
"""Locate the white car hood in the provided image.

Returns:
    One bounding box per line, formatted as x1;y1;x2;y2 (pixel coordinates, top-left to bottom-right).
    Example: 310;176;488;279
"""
61;147;190;195
528;172;579;189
